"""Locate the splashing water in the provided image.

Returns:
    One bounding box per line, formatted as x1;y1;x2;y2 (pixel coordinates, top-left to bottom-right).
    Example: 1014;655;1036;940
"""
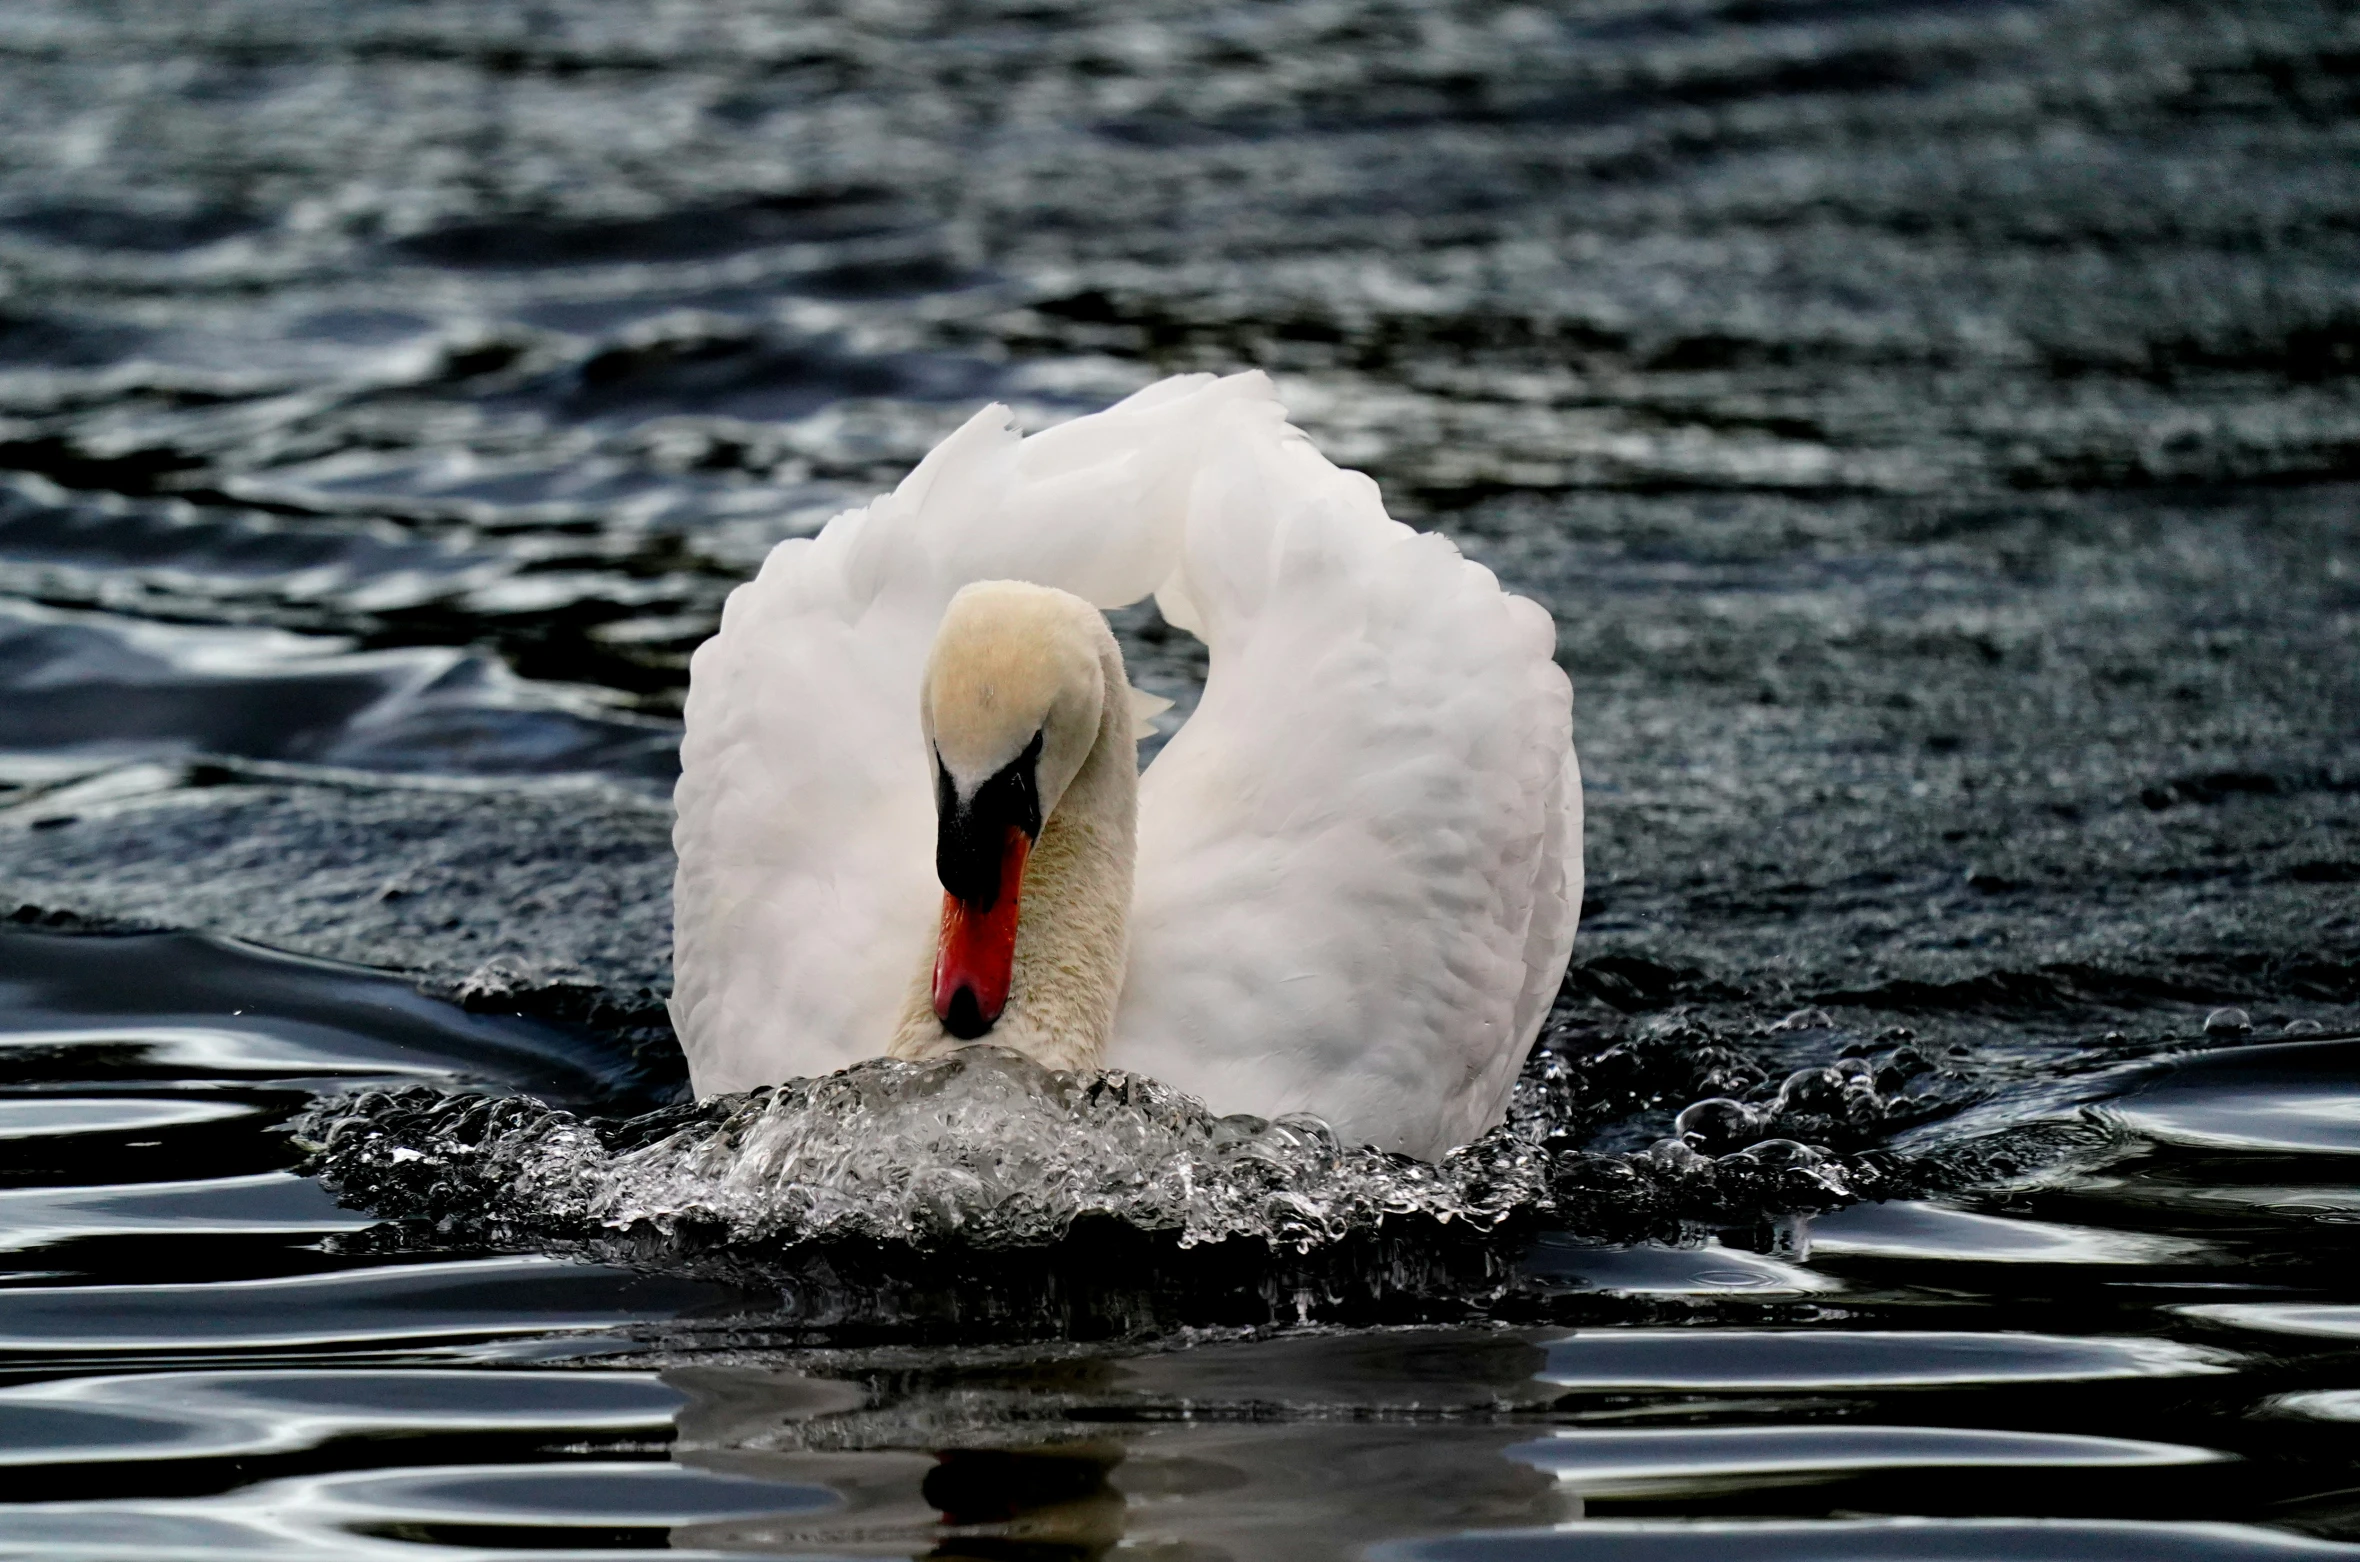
297;1012;1950;1260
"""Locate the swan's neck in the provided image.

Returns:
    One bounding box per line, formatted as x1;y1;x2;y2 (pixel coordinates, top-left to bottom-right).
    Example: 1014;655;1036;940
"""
889;645;1136;1072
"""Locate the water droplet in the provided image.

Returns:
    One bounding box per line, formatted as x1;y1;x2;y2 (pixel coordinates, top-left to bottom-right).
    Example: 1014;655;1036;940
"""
1723;1138;1825;1169
1774;1067;1849;1115
1674;1097;1762;1154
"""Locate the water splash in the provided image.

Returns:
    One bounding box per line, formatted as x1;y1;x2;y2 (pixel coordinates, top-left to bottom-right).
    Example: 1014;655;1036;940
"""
296;1013;1945;1260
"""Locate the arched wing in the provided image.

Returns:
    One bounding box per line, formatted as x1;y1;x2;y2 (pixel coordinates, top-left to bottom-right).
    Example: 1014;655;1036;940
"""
670;374;1270;1094
1108;390;1582;1159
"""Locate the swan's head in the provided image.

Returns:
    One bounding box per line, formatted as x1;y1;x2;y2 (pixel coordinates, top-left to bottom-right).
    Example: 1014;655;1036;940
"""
920;580;1110;1040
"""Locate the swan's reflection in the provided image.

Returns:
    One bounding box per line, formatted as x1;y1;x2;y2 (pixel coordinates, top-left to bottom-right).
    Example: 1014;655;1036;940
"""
919;1446;1128;1559
663;1334;1564;1559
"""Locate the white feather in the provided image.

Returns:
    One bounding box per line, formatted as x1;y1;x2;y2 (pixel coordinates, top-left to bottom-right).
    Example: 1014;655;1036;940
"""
670;372;1581;1158
1126;685;1175;741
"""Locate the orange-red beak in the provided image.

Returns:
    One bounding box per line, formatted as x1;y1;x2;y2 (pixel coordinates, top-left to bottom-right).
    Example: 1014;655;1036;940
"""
933;827;1030;1038
931;730;1044;1040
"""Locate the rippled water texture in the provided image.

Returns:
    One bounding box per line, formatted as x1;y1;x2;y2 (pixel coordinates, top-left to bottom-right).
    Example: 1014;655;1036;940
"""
0;0;2356;1554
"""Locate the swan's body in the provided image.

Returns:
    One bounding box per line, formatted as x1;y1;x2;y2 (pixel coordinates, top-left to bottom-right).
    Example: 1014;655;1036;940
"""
671;372;1581;1160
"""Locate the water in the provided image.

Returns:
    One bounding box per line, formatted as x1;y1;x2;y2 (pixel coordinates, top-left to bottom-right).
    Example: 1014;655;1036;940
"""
0;0;2358;1553
4;880;2359;1555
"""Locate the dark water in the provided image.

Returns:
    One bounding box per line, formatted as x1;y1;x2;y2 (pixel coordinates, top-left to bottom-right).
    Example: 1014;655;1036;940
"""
0;0;2357;1555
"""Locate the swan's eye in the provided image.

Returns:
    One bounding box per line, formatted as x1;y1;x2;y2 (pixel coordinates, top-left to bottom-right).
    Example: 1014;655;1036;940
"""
935;729;1044;909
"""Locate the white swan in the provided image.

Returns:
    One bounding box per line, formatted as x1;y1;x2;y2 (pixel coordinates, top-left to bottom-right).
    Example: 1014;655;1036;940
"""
670;372;1581;1160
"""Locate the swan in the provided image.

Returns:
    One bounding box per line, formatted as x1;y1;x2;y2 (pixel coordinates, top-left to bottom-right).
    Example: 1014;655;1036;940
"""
670;372;1581;1160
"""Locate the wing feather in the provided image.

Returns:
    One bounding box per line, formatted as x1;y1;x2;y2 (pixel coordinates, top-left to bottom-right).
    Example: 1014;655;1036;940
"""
1108;384;1580;1158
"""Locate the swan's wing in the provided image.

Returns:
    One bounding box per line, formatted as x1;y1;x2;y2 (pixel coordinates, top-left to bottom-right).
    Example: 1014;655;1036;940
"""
670;374;1272;1094
1108;388;1582;1159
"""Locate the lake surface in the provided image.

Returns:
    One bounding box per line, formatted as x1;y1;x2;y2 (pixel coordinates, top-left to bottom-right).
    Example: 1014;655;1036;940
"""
0;0;2356;1555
